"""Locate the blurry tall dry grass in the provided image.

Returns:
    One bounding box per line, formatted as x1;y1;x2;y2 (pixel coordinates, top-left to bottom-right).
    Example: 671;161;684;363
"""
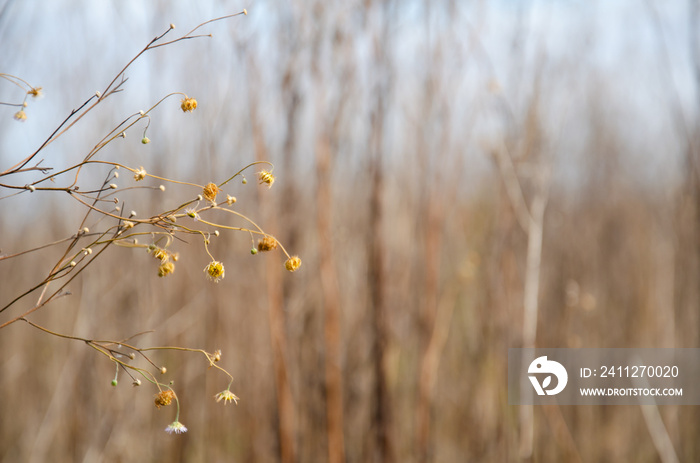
2;1;700;462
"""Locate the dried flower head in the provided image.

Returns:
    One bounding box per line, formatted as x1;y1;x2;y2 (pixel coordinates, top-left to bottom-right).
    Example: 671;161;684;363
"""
134;167;147;181
285;256;302;272
154;390;176;409
226;194;236;205
212;349;222;362
180;96;198;113
257;235;278;252
14;110;27;121
204;261;225;282
148;245;169;262
258;170;275;188
165;421;188;434
203;182;220;202
215;389;240;405
27;86;43;98
158;261;175;277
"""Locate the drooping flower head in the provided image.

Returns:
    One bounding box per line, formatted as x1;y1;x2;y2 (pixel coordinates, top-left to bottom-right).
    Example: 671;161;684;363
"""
214;389;240;405
165;421;188;434
180;96;197;113
257;235;278;252
285;256;302;272
258;170;275;188
204;261;225;282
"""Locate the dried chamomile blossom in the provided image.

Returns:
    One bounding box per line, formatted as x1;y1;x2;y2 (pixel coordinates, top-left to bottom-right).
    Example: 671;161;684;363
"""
257;235;278;252
158;261;175;277
154;390;176;409
214;389;239;405
285;256;302;272
204;261;225;282
148;245;168;262
180;96;197;113
258;170;275;188
27;86;42;98
203;182;220;202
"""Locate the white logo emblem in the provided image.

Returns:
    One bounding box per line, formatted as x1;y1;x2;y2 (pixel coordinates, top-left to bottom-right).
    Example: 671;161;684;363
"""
528;356;568;396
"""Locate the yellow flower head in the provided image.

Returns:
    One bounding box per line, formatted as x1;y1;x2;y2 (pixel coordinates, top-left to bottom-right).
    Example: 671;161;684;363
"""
180;96;198;113
14;110;27;121
215;389;240;405
285;256;302;272
204;260;225;282
258;170;275;188
257;235;278;252
203;182;220;202
158;261;175;277
148;245;168;262
154;389;176;409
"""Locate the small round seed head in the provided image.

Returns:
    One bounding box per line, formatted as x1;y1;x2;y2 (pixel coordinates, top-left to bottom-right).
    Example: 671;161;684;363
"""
160;366;167;375
180;97;198;113
159;185;165;191
226;195;236;205
213;350;222;362
257;235;278;252
203;182;220;202
132;379;141;387
14;110;27;121
154;389;176;409
141;136;150;144
285;256;302;272
251;248;258;255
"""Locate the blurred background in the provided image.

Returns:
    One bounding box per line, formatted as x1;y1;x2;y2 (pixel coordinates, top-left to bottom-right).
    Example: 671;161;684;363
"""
1;0;699;461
